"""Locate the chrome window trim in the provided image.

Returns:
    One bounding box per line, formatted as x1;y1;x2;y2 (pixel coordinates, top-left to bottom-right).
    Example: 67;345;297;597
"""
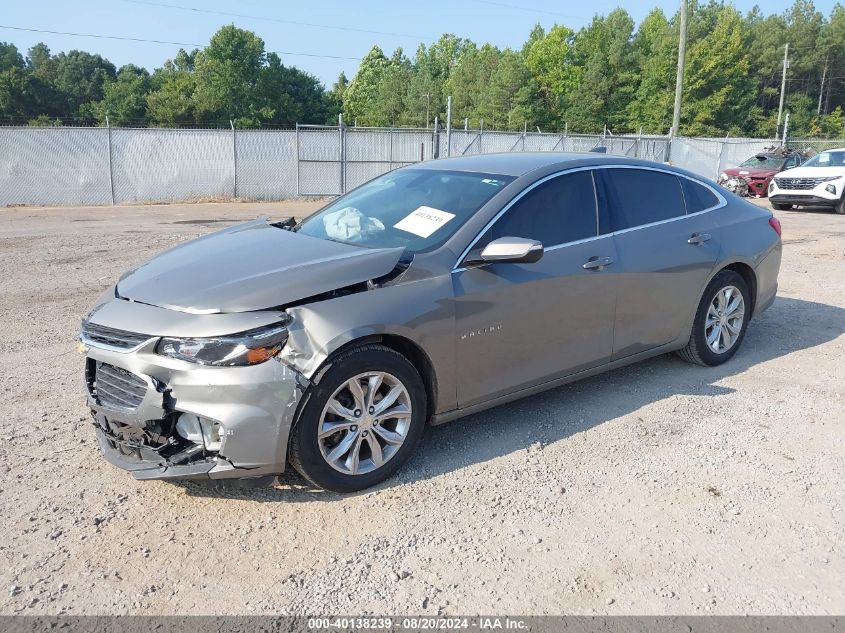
452;166;600;272
451;163;726;273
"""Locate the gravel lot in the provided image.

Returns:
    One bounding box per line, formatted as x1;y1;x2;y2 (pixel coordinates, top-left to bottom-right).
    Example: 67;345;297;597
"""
0;199;842;616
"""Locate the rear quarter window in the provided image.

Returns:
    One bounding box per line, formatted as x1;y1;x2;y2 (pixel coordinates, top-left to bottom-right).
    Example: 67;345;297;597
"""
680;178;720;213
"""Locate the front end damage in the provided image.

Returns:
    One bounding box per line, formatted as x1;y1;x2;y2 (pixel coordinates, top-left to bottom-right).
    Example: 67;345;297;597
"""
80;218;418;482
82;322;306;481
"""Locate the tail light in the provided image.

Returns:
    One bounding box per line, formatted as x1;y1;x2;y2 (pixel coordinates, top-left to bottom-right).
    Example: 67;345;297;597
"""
768;216;782;237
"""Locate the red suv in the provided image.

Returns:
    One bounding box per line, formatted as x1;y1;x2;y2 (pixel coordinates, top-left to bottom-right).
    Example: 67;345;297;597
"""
718;152;804;198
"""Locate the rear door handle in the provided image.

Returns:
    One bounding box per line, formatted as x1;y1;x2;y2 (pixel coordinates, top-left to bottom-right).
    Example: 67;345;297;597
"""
688;233;712;245
582;256;614;270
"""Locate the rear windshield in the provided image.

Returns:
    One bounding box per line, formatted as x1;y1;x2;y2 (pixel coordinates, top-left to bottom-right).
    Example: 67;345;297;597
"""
295;169;514;253
801;151;845;167
739;155;786;169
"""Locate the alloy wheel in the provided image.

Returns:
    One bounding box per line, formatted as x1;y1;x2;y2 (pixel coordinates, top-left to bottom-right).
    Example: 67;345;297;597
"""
705;285;746;354
317;371;412;475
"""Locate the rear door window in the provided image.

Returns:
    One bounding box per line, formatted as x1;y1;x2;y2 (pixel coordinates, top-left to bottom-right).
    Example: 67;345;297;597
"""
680;178;720;213
600;168;686;232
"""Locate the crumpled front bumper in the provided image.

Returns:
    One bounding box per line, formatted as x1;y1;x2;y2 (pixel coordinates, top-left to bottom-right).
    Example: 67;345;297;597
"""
84;337;306;481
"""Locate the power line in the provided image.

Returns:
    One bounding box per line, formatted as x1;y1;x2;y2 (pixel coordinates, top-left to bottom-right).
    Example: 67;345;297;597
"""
0;25;363;60
122;0;434;41
468;0;587;20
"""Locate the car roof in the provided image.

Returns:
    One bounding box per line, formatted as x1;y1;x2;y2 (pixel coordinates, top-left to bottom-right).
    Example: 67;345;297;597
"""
410;152;662;177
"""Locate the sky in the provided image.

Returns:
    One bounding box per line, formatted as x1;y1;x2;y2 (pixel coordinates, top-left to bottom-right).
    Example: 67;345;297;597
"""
0;0;836;86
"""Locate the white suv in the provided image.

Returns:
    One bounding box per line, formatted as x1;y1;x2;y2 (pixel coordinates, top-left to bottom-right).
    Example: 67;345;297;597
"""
768;148;845;214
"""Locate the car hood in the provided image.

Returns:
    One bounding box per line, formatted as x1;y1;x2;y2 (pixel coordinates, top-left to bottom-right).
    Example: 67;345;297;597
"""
724;167;779;178
774;166;845;179
116;219;406;313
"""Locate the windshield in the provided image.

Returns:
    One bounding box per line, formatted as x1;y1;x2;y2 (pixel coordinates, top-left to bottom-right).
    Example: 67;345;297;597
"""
801;151;845;167
295;169;514;252
739;154;786;169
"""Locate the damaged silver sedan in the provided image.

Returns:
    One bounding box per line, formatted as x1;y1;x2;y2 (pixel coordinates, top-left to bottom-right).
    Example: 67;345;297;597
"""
80;153;782;492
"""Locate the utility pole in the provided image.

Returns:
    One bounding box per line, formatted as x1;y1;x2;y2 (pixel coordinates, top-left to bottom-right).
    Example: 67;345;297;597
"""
782;111;790;147
671;0;688;137
818;53;829;116
777;43;789;133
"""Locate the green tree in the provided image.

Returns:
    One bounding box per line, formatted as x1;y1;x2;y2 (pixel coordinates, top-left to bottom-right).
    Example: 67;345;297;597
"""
819;4;845;116
0;42;24;72
43;50;116;118
192;25;268;126
373;49;412;126
524;24;577;126
89;64;151;126
626;9;676;133
818;105;844;136
146;67;196;127
565;9;638;132
0;67;40;122
258;53;332;125
343;46;389;125
443;42;485;125
683;4;753;135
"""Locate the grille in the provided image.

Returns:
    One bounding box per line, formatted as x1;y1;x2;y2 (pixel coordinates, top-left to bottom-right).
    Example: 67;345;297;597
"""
81;321;152;350
94;362;148;410
775;177;828;190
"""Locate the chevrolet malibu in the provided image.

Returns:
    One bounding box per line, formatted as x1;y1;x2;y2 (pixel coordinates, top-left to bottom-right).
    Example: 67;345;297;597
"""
80;153;782;492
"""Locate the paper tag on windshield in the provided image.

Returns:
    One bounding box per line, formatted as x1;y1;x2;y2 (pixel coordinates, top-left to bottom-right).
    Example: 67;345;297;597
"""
394;206;455;238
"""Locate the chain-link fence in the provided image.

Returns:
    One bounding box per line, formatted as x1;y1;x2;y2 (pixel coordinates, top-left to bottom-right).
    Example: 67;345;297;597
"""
445;129;671;163
668;137;782;180
1;124;842;207
786;138;845;153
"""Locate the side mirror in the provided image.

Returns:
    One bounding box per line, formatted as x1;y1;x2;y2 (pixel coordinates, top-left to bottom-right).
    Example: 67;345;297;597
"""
467;236;544;266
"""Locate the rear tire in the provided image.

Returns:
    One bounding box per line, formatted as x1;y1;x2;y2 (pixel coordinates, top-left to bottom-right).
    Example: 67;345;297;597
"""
678;270;751;367
288;344;427;493
771;202;792;211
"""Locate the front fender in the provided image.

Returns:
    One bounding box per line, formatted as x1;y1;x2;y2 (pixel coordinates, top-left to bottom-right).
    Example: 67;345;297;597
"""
279;275;458;413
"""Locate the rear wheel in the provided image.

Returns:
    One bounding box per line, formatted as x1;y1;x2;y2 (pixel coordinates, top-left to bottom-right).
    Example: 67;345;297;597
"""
288;344;426;493
678;270;751;367
771;202;792;211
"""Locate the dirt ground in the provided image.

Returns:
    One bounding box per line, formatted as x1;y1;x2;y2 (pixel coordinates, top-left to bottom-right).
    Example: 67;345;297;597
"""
0;199;842;616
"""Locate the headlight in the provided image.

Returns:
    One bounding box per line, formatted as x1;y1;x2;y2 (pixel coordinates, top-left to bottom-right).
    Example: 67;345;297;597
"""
826;183;837;194
769;180;776;192
156;322;289;366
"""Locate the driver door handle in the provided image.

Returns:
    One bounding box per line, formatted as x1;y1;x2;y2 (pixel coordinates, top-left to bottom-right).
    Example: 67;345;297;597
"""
582;256;614;270
688;232;712;245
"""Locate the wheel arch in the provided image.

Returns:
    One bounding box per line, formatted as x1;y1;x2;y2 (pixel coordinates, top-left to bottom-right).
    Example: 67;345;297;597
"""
719;260;758;316
697;257;758;315
313;333;438;422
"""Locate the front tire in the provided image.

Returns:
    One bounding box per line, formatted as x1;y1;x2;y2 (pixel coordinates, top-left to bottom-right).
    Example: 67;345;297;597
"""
678;270;751;367
288;344;427;493
834;196;845;215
